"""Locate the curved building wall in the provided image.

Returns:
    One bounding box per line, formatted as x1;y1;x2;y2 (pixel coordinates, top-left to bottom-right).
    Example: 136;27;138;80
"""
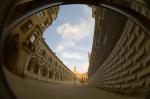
88;0;150;96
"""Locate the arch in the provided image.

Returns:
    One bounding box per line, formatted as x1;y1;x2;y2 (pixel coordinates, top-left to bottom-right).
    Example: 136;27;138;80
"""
55;72;59;80
60;74;63;81
33;64;39;74
40;65;48;77
48;69;53;79
27;57;39;71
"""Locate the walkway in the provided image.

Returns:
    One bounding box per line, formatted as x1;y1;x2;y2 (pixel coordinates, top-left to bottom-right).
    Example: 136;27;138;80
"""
4;69;144;99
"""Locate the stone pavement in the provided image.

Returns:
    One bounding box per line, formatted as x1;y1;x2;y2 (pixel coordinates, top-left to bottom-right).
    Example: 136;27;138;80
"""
4;69;144;99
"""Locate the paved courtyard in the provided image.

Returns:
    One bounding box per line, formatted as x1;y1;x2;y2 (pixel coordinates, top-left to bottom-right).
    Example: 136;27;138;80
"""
4;69;144;99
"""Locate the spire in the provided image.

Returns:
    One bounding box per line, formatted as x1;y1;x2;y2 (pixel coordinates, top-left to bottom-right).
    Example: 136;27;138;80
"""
74;66;76;72
73;66;78;74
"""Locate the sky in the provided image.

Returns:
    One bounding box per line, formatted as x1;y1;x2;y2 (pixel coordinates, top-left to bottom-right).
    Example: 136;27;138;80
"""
43;4;95;73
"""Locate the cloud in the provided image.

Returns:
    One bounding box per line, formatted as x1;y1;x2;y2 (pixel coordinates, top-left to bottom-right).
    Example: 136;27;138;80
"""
55;5;95;53
53;5;94;73
56;20;92;40
83;63;89;68
56;45;65;52
61;52;84;60
55;41;76;52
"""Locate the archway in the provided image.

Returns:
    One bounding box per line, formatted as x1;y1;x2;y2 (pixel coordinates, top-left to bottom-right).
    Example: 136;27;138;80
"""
27;57;39;72
48;69;53;79
33;64;39;74
40;66;48;77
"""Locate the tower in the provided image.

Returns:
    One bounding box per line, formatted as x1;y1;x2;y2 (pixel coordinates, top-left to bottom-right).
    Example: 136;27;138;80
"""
73;66;77;73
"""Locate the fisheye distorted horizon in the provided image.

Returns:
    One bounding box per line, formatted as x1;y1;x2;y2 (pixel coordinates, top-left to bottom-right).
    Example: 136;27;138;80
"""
43;4;95;73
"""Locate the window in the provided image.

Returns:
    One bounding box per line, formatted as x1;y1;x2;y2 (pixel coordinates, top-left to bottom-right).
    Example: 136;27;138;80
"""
41;23;45;27
38;47;40;53
34;31;39;36
33;65;39;74
27;62;32;71
49;57;53;64
55;62;57;67
95;41;98;47
41;20;49;28
36;11;44;19
45;55;47;60
49;71;53;79
51;8;55;14
44;19;49;26
20;19;33;33
30;31;38;43
30;34;36;43
42;50;46;57
41;69;47;77
27;65;31;71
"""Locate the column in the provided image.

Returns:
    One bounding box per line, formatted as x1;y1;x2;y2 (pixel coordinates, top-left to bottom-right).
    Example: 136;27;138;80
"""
53;72;55;81
23;55;31;77
52;69;54;81
47;71;49;81
37;68;41;80
59;74;61;83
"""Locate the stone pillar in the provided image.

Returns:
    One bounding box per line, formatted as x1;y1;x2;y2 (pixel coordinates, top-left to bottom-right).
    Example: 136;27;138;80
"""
37;68;41;80
65;76;66;82
66;76;68;82
23;56;31;77
61;76;63;83
52;73;54;81
53;72;55;81
63;76;65;82
31;65;35;78
57;74;59;83
59;74;61;83
58;74;61;83
16;47;29;76
47;71;49;81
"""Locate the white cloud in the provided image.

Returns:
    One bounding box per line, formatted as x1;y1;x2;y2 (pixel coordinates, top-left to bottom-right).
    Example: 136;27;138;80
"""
53;5;94;73
83;63;89;68
56;45;65;52
62;52;84;60
55;41;76;52
56;20;92;40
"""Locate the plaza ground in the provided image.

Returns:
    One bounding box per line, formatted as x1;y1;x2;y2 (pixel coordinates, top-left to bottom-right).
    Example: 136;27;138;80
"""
4;69;144;99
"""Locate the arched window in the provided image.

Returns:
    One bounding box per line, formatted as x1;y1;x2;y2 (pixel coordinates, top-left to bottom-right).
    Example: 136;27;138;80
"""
41;68;47;77
27;61;32;71
33;65;39;74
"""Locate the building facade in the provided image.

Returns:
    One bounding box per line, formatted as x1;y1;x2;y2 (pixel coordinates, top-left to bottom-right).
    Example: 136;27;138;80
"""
4;6;77;84
73;66;88;84
89;1;128;78
88;5;104;77
24;34;76;83
88;0;150;96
